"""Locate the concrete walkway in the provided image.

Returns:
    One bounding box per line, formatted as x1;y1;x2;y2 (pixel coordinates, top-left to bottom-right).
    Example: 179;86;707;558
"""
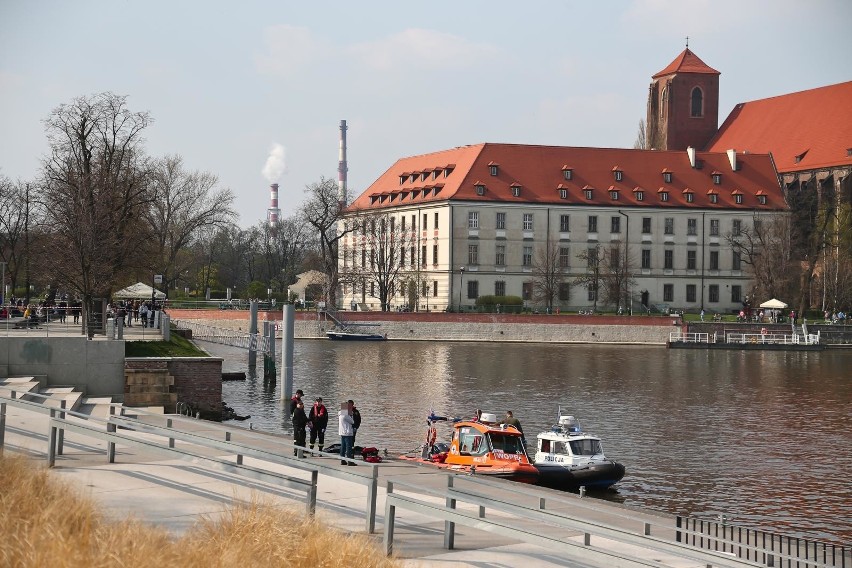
0;398;764;568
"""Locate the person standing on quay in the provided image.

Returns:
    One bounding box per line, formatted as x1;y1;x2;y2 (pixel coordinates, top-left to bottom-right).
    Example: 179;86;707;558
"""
338;401;356;466
292;400;308;457
308;397;328;454
289;389;303;418
349;399;361;449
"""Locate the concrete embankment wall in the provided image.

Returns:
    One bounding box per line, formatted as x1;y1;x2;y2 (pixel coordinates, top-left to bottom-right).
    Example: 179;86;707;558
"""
168;309;679;344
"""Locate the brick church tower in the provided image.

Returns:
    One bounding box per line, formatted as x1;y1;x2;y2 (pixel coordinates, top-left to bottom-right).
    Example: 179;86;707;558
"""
647;48;720;151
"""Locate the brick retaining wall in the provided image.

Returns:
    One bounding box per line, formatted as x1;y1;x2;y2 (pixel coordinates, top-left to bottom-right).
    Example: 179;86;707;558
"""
125;357;223;420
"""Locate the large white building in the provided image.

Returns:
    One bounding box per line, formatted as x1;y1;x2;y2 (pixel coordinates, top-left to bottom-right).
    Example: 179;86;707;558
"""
339;142;786;313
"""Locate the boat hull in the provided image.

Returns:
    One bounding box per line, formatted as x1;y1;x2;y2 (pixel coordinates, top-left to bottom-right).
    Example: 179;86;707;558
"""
534;460;625;490
326;331;386;341
399;455;539;484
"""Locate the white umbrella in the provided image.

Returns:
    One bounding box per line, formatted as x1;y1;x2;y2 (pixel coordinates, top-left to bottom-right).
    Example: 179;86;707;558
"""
759;298;788;309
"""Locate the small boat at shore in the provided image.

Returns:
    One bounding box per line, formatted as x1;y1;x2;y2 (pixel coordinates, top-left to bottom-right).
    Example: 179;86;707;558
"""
399;412;539;484
532;409;625;490
326;329;387;341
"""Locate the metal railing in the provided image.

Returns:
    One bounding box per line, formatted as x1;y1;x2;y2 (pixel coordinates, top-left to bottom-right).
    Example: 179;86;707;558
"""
172;320;270;353
670;331;713;343
725;332;820;345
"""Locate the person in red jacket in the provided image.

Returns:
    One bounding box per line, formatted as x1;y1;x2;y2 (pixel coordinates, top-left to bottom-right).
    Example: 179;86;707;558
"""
308;397;328;454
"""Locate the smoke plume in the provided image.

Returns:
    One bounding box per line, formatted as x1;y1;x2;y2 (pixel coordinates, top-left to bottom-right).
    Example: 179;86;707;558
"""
261;143;287;182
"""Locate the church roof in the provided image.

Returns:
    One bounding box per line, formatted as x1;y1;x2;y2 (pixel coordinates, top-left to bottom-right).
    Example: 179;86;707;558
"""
652;48;720;79
706;81;852;173
348;143;785;212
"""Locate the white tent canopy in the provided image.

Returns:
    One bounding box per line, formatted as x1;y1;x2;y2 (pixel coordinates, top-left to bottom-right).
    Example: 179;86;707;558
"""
113;282;166;300
759;298;788;309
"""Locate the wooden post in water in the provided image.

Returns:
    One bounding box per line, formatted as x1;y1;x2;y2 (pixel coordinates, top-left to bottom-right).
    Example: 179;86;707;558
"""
248;300;258;369
281;304;295;402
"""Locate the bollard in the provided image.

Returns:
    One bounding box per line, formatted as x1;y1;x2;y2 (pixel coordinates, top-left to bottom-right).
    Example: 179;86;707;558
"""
57;399;66;455
47;408;57;467
579;485;586;498
644;522;652;536
539;497;546;510
0;402;6;454
167;418;174;448
443;475;456;549
306;470;318;516
107;405;116;463
366;464;379;534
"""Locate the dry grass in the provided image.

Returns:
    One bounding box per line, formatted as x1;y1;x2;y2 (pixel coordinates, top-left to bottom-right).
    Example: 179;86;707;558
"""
0;454;399;568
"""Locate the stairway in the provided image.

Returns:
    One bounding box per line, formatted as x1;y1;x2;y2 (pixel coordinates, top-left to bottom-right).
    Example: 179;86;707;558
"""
0;376;118;418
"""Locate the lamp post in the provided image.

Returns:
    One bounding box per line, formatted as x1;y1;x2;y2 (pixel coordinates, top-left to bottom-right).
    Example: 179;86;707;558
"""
458;266;465;311
617;210;629;314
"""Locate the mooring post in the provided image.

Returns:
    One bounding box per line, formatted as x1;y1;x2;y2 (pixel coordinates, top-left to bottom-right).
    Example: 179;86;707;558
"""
281;304;295;403
248;300;258;369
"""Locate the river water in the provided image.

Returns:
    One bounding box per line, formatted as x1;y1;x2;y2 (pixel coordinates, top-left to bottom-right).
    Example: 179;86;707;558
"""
207;340;851;545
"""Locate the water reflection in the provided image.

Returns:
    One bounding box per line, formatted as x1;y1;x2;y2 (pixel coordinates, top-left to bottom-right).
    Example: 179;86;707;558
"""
216;341;851;545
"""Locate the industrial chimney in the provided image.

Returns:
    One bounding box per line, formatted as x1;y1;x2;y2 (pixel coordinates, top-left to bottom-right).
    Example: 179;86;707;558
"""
338;120;348;208
267;183;281;230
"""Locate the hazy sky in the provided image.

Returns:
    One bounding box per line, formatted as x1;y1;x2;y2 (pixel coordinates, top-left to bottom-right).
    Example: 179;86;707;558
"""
2;1;850;227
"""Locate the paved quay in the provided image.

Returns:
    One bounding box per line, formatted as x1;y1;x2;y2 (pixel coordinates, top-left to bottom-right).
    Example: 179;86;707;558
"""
0;398;763;568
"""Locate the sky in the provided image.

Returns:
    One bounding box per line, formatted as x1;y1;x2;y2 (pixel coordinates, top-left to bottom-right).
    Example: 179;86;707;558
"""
2;0;851;228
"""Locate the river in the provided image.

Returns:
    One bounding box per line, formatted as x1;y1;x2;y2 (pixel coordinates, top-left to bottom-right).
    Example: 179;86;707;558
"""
206;340;851;545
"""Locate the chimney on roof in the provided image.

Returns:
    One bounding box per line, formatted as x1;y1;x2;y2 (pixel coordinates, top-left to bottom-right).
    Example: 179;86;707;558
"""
687;147;696;168
727;149;737;172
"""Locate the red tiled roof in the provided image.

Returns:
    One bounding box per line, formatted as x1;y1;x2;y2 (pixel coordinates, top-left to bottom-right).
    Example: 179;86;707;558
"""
706;81;852;173
348;143;785;212
652;48;720;79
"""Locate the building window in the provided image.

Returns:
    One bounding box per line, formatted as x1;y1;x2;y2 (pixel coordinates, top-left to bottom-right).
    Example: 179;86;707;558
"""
401;216;406;231
434;212;439;229
664;284;674;302
733;219;741;236
475;184;485;195
522;281;532;300
496;212;506;229
511;185;521;197
559;246;570;269
687;218;697;235
709;193;718;204
664;217;674;235
559;282;571;301
660;191;669;202
710;251;719;270
641;249;651;269
523;246;533;266
611;216;621;233
609;248;620;269
467;280;478;299
433;244;438;265
587;285;597;301
686;192;694;203
664;249;673;269
410;246;415;267
423;213;428;230
636;191;644;201
687;250;696;270
642;217;651;234
733;251;741;270
610;190;619;200
559;188;568;199
614;170;623;182
587;247;599;268
758;195;767;205
489;164;498;176
584;189;593;200
732;285;742;303
663;171;672;183
399;247;405;267
433;280;438;297
710;219;720;236
690;86;703;117
421;245;427;265
713;173;722;185
523;213;534;231
686;284;696;303
563;168;573;180
468;244;478;266
495;280;506;296
735;193;743;204
754;219;763;234
709;284;719;303
588;215;598;233
468;211;479;229
361;248;366;268
560;214;570;232
496;244;506;266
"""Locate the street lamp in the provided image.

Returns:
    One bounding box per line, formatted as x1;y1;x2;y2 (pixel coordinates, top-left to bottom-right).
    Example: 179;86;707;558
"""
617;210;629;314
458;266;465;311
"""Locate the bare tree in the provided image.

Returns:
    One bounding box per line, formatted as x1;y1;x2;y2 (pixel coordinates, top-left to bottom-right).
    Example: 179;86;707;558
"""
255;215;309;293
573;244;602;312
40;92;154;333
301;177;351;307
531;241;564;311
600;243;637;312
146;155;236;294
339;211;416;311
725;213;797;302
633;119;647;150
0;176;32;295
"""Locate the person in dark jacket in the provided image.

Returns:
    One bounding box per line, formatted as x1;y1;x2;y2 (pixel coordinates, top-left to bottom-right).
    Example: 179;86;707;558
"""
289;389;303;418
308;397;328;454
349;399;362;448
292;400;308;457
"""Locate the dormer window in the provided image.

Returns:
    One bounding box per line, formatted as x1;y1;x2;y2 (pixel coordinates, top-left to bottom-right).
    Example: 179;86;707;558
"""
758;194;767;205
422;171;432;182
613;167;623;182
659;190;669;202
433;169;441;180
583;186;594;200
635;190;644;201
510;183;521;197
734;191;743;204
562;166;573;180
559;189;568;199
444;165;454;177
662;170;672;184
712;171;722;185
474;183;485;196
610;190;619;200
709;193;718;204
399;174;408;185
488;161;499;176
686;192;694;203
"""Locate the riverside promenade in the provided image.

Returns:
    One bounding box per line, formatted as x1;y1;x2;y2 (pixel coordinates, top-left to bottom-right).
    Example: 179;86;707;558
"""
0;395;773;568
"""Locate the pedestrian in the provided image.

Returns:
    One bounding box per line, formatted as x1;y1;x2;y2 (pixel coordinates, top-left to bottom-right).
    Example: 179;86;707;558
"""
292;400;308;457
308;397;328;454
289;389;303;418
338;400;356;466
472;409;482;422
504;411;523;434
700;309;705;322
349;399;361;448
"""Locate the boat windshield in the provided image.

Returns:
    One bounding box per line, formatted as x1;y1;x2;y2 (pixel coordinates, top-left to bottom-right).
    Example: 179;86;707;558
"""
569;438;602;456
489;432;525;455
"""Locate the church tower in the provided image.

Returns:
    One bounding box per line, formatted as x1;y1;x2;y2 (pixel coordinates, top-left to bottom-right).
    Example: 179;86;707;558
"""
647;47;720;151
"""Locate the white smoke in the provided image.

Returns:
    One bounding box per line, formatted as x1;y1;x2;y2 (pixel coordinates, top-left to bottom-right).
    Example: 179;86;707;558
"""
261;142;287;182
